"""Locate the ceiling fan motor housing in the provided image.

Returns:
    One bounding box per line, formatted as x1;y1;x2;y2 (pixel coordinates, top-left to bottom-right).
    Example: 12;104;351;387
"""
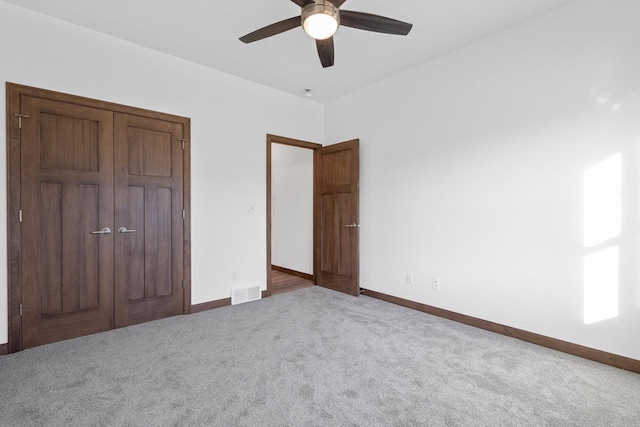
302;0;340;40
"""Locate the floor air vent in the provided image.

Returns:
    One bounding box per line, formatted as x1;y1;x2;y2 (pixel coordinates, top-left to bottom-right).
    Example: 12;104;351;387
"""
231;285;262;305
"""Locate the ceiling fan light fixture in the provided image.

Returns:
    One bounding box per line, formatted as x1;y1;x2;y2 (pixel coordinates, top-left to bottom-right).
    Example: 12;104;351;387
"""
302;1;340;40
240;0;413;68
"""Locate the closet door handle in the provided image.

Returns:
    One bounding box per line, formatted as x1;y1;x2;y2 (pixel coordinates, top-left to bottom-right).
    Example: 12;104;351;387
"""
118;227;137;234
92;227;112;235
345;224;360;228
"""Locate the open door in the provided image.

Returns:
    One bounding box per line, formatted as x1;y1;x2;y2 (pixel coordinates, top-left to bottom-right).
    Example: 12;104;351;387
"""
314;139;360;296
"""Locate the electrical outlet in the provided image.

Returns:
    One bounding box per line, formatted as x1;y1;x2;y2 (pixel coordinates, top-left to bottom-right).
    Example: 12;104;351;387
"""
232;271;238;281
431;277;440;290
406;273;414;285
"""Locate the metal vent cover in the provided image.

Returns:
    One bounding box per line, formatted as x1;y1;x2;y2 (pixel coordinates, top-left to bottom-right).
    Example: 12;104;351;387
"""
231;285;262;305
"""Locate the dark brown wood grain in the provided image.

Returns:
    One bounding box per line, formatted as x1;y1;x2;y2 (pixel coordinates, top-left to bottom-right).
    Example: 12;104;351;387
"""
20;95;115;349
290;0;313;7
0;343;7;356
7;83;192;352
39;113;99;171
7;83;190;123
62;183;100;312
316;37;335;68
190;298;231;314
126;186;145;301
144;186;160;297
320;194;338;273
182;121;192;314
362;288;640;374
156;187;173;296
77;184;100;311
272;265;314;282
271;270;314;295
127;127;172;177
267;134;322;150
337;193;352;276
114;113;184;328
6;83;22;353
314;140;360;296
266;134;322;297
239;16;301;44
340;10;412;35
40;182;62;315
266;136;272;298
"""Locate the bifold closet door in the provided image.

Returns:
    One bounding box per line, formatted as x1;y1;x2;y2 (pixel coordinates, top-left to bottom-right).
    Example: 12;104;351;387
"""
114;113;185;327
20;96;115;349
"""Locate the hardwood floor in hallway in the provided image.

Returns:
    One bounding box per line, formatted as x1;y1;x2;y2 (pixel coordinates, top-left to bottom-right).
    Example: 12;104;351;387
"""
271;269;314;295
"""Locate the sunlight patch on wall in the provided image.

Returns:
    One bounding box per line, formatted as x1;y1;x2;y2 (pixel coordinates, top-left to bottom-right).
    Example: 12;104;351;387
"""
583;153;621;247
583;153;621;325
584;246;619;325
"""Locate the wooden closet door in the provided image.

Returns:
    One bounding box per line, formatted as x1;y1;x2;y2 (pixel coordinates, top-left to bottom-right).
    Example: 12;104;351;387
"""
20;96;115;348
114;113;185;327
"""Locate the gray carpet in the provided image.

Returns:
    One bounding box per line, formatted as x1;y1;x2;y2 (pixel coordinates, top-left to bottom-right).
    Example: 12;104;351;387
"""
0;286;638;426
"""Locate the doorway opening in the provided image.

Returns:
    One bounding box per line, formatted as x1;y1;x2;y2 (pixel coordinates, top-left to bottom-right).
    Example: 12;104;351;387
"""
266;135;321;295
266;134;361;297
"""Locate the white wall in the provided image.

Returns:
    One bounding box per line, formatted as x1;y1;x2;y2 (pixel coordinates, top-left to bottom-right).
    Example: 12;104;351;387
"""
325;0;640;360
0;1;323;344
3;0;639;363
271;144;314;274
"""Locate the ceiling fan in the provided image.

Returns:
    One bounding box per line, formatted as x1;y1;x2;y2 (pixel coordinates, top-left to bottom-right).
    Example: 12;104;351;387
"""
239;0;413;68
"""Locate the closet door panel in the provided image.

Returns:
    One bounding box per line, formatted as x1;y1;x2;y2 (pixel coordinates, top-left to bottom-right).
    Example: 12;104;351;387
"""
20;96;115;349
114;113;184;327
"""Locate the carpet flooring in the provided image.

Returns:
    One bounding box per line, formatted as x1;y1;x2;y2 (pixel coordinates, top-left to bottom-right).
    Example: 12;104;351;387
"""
0;286;638;426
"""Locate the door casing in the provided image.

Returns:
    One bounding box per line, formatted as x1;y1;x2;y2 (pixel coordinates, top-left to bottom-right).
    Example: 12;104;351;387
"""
6;82;192;353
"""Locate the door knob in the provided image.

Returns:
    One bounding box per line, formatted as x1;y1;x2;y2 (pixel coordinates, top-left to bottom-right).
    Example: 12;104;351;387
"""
118;227;137;234
92;227;111;235
345;224;360;228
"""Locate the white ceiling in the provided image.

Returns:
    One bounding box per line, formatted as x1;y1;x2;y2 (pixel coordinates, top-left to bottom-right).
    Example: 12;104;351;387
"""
4;0;577;103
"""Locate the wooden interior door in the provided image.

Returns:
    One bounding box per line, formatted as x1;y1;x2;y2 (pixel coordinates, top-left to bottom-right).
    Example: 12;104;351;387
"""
114;113;185;327
314;139;360;296
20;96;115;348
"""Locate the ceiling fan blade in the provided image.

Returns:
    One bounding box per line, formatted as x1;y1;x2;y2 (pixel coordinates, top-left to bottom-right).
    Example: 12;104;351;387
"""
240;16;301;43
291;0;314;7
316;37;335;68
340;10;413;35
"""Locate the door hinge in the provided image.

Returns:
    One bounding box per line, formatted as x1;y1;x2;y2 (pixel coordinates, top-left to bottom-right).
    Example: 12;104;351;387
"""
178;138;186;150
182;279;186;289
19;304;23;317
18;209;23;223
14;114;30;129
182;209;186;220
